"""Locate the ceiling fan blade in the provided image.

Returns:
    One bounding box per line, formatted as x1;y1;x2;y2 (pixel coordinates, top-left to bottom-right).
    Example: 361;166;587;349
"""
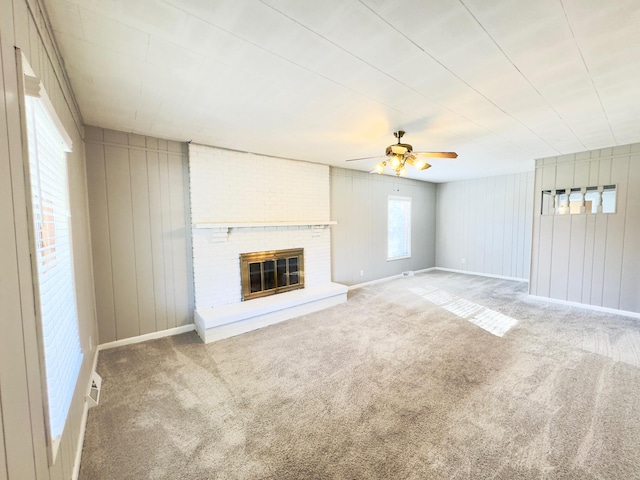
345;155;386;162
413;151;458;159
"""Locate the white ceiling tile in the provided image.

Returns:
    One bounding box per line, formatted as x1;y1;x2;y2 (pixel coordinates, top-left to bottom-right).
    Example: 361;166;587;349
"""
43;0;640;181
78;8;150;60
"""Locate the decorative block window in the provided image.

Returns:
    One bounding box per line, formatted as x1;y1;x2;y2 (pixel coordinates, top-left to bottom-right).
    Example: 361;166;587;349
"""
541;185;616;215
22;61;83;462
387;196;411;260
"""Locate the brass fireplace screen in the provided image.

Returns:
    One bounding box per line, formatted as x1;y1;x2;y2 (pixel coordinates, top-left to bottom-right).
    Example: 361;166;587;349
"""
240;248;304;301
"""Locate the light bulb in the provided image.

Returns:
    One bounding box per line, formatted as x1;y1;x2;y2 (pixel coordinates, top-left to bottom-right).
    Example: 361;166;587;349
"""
375;162;386;174
390;155;401;169
414;158;426;170
399;166;407;176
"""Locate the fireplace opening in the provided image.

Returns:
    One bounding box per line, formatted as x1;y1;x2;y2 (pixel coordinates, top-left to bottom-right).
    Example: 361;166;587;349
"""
240;248;304;301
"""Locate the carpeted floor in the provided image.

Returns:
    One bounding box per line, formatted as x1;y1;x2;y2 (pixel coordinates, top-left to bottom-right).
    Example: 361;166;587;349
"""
79;271;640;479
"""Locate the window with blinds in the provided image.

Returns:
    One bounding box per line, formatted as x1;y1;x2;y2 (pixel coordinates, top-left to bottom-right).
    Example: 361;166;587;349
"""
24;77;83;460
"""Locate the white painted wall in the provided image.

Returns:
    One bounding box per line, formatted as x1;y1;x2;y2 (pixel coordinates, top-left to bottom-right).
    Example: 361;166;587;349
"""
189;144;332;308
435;172;535;280
530;144;640;313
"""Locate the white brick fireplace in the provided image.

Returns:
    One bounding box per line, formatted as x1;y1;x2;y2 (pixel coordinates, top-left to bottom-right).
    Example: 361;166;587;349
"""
189;144;347;343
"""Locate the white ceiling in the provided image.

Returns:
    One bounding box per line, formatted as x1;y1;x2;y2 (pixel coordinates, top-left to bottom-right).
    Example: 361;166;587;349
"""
44;0;640;182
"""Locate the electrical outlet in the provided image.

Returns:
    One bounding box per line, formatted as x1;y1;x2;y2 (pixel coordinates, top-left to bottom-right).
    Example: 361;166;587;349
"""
461;258;466;264
360;270;364;276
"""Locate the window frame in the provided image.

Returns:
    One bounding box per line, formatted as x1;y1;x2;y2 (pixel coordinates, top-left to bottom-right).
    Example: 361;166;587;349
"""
19;51;83;465
387;195;412;261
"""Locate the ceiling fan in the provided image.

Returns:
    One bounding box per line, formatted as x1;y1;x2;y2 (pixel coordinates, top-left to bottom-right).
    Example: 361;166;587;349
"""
346;131;457;176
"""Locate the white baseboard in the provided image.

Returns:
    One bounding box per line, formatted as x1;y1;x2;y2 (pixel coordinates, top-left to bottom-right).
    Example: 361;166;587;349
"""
348;268;436;291
348;274;402;290
528;295;640;320
72;346;100;480
98;324;196;351
433;267;529;283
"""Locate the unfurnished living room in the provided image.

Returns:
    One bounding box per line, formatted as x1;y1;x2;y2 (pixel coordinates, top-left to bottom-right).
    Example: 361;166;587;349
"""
2;1;640;479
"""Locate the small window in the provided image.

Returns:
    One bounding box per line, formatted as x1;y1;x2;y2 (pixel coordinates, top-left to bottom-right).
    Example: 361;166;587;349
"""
387;196;411;260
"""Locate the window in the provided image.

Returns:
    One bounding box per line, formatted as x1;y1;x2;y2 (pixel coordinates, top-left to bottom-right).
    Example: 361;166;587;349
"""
387;196;411;260
22;66;83;461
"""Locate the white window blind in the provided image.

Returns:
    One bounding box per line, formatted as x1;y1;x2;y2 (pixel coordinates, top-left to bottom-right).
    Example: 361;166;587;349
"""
24;90;83;451
387;196;411;260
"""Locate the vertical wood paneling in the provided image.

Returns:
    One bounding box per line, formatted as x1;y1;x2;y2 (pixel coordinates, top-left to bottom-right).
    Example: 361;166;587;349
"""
435;172;534;280
602;157;629;308
529;167;544;292
105;145;140;339
549;216;571;300
567;215;586;302
146;149;168;332
536;216;554;296
84;128;193;342
523;172;534;279
129;148;156;335
620;155;640;311
484;176;496;273
159;151;177;328
532;145;640;313
85;140;117;343
581;215;597;304
503;175;515;277
492;176;506;275
589;216;608;306
556;161;574;188
2;1;98;479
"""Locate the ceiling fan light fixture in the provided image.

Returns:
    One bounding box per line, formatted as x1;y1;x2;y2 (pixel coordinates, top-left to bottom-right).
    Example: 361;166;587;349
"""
413;158;430;170
391;144;408;155
345;131;457;177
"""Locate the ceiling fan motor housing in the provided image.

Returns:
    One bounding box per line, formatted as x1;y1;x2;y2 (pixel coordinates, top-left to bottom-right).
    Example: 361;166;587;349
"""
386;143;412;156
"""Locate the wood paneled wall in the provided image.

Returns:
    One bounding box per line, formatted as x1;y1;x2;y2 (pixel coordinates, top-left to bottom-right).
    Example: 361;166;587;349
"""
435;172;534;280
0;0;98;478
330;167;437;285
530;144;640;313
84;126;193;344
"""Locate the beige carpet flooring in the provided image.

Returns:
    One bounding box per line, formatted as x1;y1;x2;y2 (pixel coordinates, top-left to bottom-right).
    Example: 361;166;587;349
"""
79;271;640;479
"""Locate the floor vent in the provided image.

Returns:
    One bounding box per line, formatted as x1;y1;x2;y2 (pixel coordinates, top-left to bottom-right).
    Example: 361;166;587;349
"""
87;371;102;408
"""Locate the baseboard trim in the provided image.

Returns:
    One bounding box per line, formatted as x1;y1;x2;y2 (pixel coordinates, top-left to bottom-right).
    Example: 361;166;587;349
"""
98;324;196;351
348;274;402;290
433;267;529;283
528;295;640;320
72;346;100;480
348;268;436;291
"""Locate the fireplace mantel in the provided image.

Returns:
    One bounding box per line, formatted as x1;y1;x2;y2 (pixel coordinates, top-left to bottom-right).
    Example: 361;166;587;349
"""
192;221;337;242
193;221;337;229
